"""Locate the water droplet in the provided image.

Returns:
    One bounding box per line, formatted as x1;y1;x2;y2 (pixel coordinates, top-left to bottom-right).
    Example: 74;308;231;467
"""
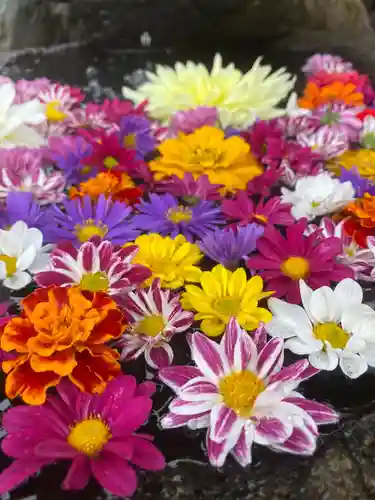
140;32;152;47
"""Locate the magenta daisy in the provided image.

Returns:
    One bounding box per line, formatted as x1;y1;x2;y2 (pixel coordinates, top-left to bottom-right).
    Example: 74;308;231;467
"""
0;375;165;497
160;318;338;467
222;191;294;228
117;279;194;369
156;173;223;203
35;238;151;295
246;219;354;303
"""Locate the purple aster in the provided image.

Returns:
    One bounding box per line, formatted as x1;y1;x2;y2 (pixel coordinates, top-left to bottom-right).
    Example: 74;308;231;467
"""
0;192;45;230
43;194;139;245
49;135;94;184
119;115;155;159
155;173;223;203
199;224;264;270
170;107;218;134
133;193;223;242
339;167;375;197
311;104;362;141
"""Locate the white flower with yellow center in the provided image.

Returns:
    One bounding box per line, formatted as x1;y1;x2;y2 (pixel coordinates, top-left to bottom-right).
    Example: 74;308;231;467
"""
122;54;296;128
0;221;50;290
266;279;375;379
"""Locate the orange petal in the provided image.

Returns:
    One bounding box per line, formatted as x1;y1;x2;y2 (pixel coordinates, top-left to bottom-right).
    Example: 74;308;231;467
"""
5;360;61;405
88;309;125;344
29;348;77;376
90;291;118;312
27;333;56;356
70;348;120;394
1;318;35;353
2;353;28;373
22;287;51;316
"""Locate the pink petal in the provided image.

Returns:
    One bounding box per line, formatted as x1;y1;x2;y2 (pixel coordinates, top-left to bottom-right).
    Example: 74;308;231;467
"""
298;364;320;382
62;455;92;490
36;271;73;287
206;435;232;467
252;323;268;352
210;404;243;443
222;317;257;371
128;436;165;471
179;377;218;402
161;411;210;429
190;332;226;383
111;396;152;437
284;398;339;425
104;438;133;459
80;242;95;272
2;428;56;458
169;397;214;416
159;365;203;394
34;439;77;459
231;426;254;467
2;405;51;433
145;343;174;369
92;451;138;497
254;418;293;445
98;241;113;269
0;458;50;495
135;381;156;398
257;338;284;379
268;359;310;385
272;426;317;455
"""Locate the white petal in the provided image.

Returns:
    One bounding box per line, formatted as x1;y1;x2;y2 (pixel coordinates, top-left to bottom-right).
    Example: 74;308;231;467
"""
308;287;337;323
334;278;363;310
16;245;37;271
339;352;368;379
267;298;312;339
3;271;31;290
285;337;321;355
309;348;339;371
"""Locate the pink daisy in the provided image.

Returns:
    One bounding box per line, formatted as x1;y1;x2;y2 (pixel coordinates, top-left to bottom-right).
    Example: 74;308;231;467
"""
160;318;338;467
246;219;354;303
0;375;165;497
35;238;151;296
222;191;294;228
302;54;353;75
117;279;194;369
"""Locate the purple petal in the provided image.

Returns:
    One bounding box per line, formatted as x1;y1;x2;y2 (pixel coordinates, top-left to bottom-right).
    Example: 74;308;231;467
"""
231;425;254;467
284;397;339;424
92;451;138;497
254;418;293;445
257;338;284;379
190;332;226;383
210;404;243;443
159;365;203;394
127;436;166;471
62;455;92;490
0;458;50;495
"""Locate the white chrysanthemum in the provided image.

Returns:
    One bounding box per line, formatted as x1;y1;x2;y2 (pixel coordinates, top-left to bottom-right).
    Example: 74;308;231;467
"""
281;172;354;220
122;54;296;128
0;83;46;148
0;221;51;290
266;279;375;379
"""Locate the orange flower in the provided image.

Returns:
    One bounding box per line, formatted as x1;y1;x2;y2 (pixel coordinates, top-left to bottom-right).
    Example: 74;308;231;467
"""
298;81;364;110
1;286;125;405
341;193;375;247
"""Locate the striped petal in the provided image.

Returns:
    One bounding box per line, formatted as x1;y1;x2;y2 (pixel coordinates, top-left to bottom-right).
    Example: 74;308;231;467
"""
231;425;254;467
254;417;293;445
179;377;218;402
257;338;284;379
284;397;339;425
159;365;202;394
209;403;243;443
169;397;215;416
271;425;317;456
222;317;257;372
190;332;226;383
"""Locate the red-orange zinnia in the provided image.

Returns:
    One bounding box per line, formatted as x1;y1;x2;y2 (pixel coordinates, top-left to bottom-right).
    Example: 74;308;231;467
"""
1;286;125;405
298;81;364;110
341;193;375;247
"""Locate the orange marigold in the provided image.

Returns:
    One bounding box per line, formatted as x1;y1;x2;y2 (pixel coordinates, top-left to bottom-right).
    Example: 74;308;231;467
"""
341;193;375;247
1;286;125;405
298;81;364;110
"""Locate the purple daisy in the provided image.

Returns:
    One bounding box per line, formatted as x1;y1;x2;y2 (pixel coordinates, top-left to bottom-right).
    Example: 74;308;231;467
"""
133;193;223;242
339;167;375;197
199;224;264;270
43;194;139;245
0;192;46;230
50;135;94;184
119;115;155;159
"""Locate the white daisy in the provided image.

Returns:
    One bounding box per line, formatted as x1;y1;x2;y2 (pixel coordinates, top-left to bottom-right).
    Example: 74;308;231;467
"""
266;279;375;379
281;172;355;220
0;221;51;290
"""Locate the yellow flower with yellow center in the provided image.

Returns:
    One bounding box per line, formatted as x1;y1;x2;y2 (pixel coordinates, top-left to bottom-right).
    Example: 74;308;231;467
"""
329;149;375;181
68;416;111;456
128;233;203;289
74;219;108;243
280;256;310;280
150;126;263;193
219;370;265;417
181;264;273;336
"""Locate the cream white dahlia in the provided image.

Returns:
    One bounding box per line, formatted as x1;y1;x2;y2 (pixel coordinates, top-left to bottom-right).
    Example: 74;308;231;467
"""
122;54;296;128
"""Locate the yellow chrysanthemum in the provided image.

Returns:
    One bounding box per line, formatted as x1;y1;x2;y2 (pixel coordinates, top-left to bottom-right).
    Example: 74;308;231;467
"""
150;126;263;193
181;264;273;337
122;54;296;128
128;233;203;289
329;149;375;180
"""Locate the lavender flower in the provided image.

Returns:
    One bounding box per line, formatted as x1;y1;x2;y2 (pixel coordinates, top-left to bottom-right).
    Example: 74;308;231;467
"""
119;115;155;159
339;167;375;197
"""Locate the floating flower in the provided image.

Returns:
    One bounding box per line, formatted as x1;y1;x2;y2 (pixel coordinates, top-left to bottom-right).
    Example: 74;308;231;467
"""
267;279;375;378
297;128;348;159
36;239;150;295
160;318;338;467
1;286;125;404
119;115;155;159
44;195;139;245
339;167;375;197
0;148;66;204
150;126;263;193
0;376;165;497
334;148;375;181
281;172;354;220
128;233;203;288
0;192;45;230
246;220;354;303
123;54;296;128
306;217;375;281
342;193;375;247
170;107;218;134
298;81;364;110
0;83;46;147
0;221;50;290
302;54;353;75
133;193;223;242
118;280;193;369
198;224;264;270
181;264;272;336
155;173;223;203
222;192;294;228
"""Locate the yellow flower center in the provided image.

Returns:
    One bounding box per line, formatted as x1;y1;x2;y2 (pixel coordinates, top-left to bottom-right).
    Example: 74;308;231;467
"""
166;206;193;224
103;156;119;169
74;219;108;243
191;147;221;168
219;370;265;418
280;256;310;280
0;255;17;277
214;296;241;317
45;101;68;122
344;246;355;257
68;417;111;457
124;134;136;148
253;214;268;224
135;314;166;337
80;165;92;175
80;272;109;292
313;322;350;349
311;201;321;208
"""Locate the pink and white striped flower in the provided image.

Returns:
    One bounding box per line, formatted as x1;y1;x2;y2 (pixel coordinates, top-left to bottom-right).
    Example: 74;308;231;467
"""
302;54;353;75
312;104;363;141
297;128;348;159
159;318;338;467
35;238;151;295
117;279;194;369
306;217;375;281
